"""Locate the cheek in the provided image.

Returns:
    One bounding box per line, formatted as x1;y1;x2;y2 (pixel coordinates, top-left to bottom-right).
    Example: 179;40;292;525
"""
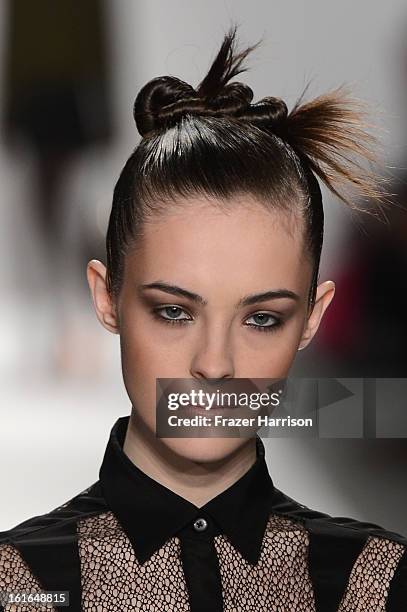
118;312;190;430
119;308;187;375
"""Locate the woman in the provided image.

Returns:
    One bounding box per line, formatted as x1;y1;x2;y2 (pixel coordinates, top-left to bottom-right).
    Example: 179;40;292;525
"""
1;25;406;612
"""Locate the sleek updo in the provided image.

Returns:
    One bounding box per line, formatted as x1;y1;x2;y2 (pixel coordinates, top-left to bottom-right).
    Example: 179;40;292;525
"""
105;24;389;307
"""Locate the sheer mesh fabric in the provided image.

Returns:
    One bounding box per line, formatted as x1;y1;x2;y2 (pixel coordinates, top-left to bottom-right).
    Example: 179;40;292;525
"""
77;511;190;611
77;510;407;611
0;544;56;611
77;512;316;611
214;514;316;611
1;510;406;611
337;535;406;611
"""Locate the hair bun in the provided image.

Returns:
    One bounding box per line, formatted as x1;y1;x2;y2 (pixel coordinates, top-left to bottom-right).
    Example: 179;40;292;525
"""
133;75;287;138
205;82;254;113
134;75;257;137
240;96;288;135
133;76;200;137
133;26;293;139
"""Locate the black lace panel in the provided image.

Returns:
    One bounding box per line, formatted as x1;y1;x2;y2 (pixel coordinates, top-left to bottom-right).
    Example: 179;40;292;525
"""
0;544;57;611
77;511;190;611
1;510;405;611
336;535;405;611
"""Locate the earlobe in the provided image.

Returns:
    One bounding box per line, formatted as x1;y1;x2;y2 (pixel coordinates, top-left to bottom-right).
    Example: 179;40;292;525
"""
298;280;336;351
86;259;120;335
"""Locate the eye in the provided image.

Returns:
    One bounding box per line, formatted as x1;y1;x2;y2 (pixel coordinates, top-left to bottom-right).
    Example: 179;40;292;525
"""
244;312;282;333
152;305;193;325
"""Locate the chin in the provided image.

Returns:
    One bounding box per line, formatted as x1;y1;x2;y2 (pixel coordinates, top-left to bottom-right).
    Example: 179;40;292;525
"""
161;436;248;464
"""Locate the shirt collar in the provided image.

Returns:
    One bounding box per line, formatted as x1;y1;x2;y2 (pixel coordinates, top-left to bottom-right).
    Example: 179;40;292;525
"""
99;415;275;565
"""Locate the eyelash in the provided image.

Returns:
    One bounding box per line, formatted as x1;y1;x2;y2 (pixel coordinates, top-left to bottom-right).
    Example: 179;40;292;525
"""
151;306;283;333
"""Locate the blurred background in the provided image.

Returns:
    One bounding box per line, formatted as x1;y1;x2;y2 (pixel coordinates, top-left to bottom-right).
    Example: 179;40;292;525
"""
0;1;406;533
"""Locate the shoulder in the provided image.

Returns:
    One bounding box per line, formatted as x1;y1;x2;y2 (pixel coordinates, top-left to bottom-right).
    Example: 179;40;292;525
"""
269;486;407;609
272;485;407;540
0;481;107;546
0;481;107;608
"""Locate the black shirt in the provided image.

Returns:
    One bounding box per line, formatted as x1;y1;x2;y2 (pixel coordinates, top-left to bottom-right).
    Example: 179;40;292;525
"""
1;414;406;611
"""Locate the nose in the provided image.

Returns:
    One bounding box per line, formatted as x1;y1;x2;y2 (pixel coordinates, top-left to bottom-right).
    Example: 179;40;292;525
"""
189;327;235;380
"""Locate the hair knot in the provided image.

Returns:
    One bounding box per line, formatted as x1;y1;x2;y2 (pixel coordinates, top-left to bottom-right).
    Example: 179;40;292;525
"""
134;69;289;138
134;76;200;136
134;76;263;136
238;96;289;135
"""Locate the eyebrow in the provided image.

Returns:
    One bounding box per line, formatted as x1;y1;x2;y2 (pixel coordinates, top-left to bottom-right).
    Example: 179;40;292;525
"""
139;281;300;308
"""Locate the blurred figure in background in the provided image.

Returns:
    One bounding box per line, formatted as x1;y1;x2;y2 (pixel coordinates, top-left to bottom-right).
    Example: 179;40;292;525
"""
313;175;407;377
1;0;114;378
308;31;407;377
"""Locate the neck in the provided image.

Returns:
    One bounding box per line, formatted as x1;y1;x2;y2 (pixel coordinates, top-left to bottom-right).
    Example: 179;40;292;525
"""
123;409;257;507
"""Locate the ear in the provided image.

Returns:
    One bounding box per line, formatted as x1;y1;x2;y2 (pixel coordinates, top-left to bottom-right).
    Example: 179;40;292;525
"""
298;280;335;351
86;260;120;334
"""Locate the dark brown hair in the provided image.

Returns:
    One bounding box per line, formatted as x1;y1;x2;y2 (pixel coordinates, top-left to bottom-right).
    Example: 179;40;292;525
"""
105;24;389;309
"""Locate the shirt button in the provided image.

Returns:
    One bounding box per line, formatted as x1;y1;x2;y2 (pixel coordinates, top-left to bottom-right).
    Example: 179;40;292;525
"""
193;517;208;532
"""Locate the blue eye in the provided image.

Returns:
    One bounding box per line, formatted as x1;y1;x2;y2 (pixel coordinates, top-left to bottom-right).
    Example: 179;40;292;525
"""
153;305;192;325
152;306;282;333
245;312;281;333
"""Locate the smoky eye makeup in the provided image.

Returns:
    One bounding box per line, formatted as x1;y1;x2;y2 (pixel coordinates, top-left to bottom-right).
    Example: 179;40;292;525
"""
149;303;287;334
243;311;284;333
139;284;297;334
151;304;193;326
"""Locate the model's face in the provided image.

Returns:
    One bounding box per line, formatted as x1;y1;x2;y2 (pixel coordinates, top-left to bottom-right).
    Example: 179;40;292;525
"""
88;194;335;462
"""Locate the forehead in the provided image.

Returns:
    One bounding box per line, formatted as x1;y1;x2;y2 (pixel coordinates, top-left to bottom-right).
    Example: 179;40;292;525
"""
124;194;311;296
